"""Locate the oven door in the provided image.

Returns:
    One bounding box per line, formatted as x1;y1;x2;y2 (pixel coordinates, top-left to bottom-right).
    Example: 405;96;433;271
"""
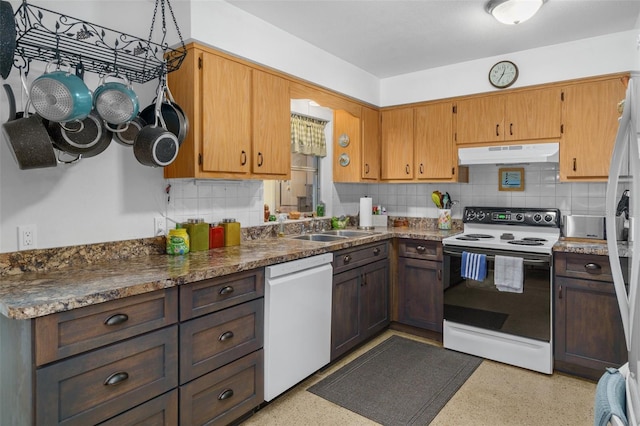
442;245;551;342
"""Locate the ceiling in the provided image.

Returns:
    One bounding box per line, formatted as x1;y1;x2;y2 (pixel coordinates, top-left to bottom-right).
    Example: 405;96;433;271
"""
226;0;640;78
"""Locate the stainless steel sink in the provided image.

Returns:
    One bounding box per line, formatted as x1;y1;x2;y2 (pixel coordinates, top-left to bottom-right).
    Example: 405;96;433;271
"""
321;229;375;237
289;234;348;242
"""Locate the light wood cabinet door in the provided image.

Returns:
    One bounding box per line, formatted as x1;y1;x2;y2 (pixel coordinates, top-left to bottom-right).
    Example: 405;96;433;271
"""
381;108;414;180
201;52;252;174
560;77;627;181
252;70;290;178
455;95;504;145
361;106;380;181
505;87;562;141
333;109;362;183
414;102;455;180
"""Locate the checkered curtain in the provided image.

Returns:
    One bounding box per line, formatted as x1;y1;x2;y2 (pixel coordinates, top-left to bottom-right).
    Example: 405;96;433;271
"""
291;114;327;157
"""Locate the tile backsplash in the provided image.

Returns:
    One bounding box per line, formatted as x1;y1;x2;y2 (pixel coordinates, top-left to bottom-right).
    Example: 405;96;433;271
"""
167;164;620;227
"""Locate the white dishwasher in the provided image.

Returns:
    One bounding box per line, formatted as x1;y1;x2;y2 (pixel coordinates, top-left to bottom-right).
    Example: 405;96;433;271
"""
264;253;333;401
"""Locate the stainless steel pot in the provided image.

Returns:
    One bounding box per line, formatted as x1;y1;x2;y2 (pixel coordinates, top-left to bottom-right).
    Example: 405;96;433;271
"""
93;74;139;125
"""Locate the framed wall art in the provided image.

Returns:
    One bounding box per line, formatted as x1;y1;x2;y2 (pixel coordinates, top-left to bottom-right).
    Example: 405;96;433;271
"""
498;167;524;191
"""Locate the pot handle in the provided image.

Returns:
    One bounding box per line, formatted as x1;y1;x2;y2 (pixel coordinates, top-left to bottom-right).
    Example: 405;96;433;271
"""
153;83;167;129
3;84;16;122
56;150;82;165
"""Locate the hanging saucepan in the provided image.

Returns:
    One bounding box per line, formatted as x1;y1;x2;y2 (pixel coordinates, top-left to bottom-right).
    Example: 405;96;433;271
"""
0;1;16;80
93;73;139;126
29;62;93;124
46;110;113;158
133;89;179;167
114;115;146;147
1;84;57;169
138;82;188;145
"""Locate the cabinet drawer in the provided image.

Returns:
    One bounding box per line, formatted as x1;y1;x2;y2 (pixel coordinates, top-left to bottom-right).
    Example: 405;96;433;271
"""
180;269;265;321
333;242;388;274
554;252;612;282
99;390;178;426
180;299;264;384
35;288;178;366
36;326;178;426
180;349;264;426
399;239;442;261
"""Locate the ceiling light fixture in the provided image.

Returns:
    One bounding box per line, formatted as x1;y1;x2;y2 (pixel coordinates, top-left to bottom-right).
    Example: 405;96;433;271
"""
486;0;546;25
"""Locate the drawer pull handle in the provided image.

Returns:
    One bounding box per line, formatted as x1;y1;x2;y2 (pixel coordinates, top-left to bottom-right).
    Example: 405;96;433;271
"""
343;254;351;263
585;263;602;273
104;313;129;326
373;247;380;255
416;245;426;253
219;286;235;295
219;331;234;341
104;371;129;386
218;389;234;401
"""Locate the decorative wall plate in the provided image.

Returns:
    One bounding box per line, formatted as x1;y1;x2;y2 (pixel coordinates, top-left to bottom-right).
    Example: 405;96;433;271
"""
339;153;350;167
338;133;350;148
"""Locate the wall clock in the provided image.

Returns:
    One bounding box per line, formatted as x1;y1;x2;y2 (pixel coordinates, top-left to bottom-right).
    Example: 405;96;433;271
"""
489;60;518;89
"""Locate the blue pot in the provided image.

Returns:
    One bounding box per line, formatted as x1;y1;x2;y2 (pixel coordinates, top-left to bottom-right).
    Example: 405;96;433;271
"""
93;75;139;125
30;69;93;123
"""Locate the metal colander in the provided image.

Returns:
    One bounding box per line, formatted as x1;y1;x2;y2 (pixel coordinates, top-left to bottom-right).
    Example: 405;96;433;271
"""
95;89;136;124
30;78;74;122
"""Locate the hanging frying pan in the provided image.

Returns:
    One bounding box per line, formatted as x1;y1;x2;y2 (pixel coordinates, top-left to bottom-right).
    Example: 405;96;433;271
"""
46;110;112;158
0;1;16;80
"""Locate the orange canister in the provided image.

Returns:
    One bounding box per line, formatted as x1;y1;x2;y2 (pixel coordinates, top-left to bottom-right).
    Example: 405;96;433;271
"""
209;223;224;248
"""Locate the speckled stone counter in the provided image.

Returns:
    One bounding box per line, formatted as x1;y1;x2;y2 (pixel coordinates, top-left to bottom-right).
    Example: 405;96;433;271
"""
553;238;631;258
0;227;460;320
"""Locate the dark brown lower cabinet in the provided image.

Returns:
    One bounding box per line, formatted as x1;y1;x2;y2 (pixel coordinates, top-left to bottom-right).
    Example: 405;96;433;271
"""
331;242;390;360
396;239;443;332
100;390;178;425
554;252;628;380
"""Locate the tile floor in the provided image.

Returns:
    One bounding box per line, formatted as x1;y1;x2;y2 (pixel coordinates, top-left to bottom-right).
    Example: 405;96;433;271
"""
243;330;597;425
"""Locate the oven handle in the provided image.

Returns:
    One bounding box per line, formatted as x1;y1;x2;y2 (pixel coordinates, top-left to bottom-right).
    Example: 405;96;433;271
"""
443;248;550;266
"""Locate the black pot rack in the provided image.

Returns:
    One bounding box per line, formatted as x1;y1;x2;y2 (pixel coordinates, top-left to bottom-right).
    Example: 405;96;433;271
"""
12;0;187;84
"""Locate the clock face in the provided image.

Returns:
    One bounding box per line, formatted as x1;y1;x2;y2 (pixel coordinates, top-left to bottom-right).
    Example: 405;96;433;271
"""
489;61;518;89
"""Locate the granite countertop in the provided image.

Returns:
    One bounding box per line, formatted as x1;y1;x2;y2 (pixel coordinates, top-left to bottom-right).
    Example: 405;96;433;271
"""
0;228;457;320
553;238;631;258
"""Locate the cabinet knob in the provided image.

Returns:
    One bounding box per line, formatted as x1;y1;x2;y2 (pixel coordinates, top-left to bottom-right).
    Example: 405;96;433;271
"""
218;331;234;341
419;163;424;174
416;245;426;253
218;389;234;401
373;247;380;255
343;254;351;263
365;163;370;174
573;158;577;171
496;124;500;137
509;123;513;136
241;150;247;166
104;313;129;326
219;285;235;295
257;152;264;167
584;263;602;273
405;164;410;175
104;371;129;386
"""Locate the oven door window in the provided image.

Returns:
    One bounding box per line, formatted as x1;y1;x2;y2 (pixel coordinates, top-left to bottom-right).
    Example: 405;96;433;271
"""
443;251;551;342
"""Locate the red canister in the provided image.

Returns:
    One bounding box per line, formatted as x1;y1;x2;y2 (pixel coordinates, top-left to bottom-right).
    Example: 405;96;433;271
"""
209;224;224;248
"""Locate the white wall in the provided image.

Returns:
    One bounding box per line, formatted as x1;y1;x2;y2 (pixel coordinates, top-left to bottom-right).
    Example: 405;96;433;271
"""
0;0;636;252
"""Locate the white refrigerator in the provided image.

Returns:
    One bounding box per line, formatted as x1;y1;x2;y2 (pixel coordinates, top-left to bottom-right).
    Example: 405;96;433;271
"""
606;76;640;424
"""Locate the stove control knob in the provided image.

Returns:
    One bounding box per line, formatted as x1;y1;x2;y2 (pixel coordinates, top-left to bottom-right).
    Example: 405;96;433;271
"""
515;213;524;222
544;214;554;223
533;213;542;223
467;211;476;221
477;212;486;220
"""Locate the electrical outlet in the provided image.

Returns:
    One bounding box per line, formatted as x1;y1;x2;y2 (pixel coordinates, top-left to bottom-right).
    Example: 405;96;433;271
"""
154;217;167;236
18;225;37;250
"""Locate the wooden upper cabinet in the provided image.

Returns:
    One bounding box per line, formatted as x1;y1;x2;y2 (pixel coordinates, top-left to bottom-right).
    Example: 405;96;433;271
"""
560;76;627;181
455;95;504;145
165;43;290;179
455;86;562;145
506;87;562;141
381;108;414;180
201;52;251;175
414;102;455;180
333;109;362;183
252;70;290;178
361;106;380;181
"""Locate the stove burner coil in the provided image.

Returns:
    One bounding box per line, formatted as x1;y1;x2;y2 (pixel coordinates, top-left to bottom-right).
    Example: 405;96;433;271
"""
507;240;544;246
456;234;493;241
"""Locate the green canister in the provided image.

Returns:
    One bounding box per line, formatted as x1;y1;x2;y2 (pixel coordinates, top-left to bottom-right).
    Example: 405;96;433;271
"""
166;228;189;255
184;218;209;251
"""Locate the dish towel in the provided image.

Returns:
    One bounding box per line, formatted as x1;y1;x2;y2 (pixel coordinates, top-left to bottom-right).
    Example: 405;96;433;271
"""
594;367;628;426
461;251;487;281
494;255;524;293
